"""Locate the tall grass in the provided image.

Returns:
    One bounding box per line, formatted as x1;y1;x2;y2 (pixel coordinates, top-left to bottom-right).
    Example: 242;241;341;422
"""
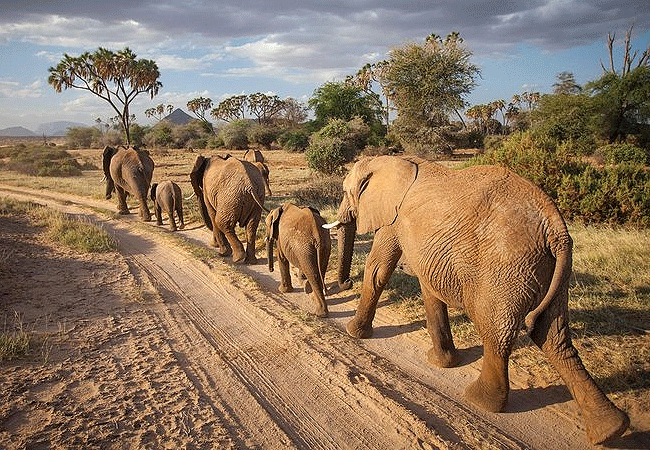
0;313;30;361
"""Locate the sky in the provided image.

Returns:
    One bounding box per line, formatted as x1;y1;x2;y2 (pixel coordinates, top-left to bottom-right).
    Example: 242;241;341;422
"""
0;0;648;131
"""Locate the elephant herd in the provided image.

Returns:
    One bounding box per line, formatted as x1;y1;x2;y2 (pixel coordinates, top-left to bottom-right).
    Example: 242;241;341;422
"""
102;146;629;445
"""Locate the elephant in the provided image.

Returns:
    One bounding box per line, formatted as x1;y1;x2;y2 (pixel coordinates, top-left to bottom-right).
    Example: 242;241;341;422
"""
190;154;267;264
244;149;272;196
150;180;185;231
325;155;629;445
103;145;154;221
265;203;331;317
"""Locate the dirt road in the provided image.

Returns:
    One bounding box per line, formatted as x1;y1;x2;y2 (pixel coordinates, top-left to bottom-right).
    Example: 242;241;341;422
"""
0;184;642;449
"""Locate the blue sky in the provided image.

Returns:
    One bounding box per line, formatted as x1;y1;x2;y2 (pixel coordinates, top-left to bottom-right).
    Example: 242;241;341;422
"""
0;1;648;131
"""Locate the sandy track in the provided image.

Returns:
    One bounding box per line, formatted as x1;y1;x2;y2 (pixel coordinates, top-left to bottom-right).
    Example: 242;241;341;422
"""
1;183;640;449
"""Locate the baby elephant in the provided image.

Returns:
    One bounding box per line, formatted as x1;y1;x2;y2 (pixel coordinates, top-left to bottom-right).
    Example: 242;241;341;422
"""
150;180;185;231
266;203;331;317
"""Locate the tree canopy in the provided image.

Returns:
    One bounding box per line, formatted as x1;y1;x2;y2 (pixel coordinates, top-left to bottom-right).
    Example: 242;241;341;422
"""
48;47;161;145
308;81;383;129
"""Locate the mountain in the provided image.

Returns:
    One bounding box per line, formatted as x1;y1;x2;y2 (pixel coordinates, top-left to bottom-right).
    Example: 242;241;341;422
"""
163;108;195;125
35;121;89;136
0;126;36;137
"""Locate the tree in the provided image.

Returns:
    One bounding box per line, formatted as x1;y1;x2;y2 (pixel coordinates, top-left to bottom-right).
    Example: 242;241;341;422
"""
145;103;174;122
279;98;308;125
589;25;650;144
187;97;214;131
211;95;247;122
308;81;383;129
348;60;392;129
48;47;161;145
381;32;479;153
553;72;581;94
248;93;286;124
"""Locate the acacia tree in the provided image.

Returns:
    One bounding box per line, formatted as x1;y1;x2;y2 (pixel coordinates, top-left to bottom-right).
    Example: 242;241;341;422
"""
211;95;248;122
248;93;286;124
553;72;581;94
308;81;383;129
145;103;174;122
48;47;162;145
186;96;215;133
382;32;479;153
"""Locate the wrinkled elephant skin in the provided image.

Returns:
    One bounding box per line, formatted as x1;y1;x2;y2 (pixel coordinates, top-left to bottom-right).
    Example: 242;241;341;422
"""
332;155;629;445
150;180;185;231
103;146;154;222
266;203;331;317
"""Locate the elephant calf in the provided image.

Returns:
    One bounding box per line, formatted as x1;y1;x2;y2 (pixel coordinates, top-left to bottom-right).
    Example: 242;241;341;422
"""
266;203;331;317
150;180;185;231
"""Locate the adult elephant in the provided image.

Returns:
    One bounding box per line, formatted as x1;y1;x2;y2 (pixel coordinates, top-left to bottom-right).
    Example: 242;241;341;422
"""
244;149;272;196
190;154;267;264
325;155;628;445
103;146;154;221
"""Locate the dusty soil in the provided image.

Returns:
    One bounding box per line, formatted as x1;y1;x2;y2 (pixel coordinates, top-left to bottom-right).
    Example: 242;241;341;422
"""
0;182;648;449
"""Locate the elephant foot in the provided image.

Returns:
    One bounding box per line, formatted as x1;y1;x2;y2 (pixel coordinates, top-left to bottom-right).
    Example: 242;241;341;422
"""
118;209;130;215
464;377;508;413
170;226;177;232
427;347;460;368
278;284;294;293
232;254;246;264
179;224;185;230
157;220;163;225
314;306;328;318
583;405;629;445
245;255;258;265
338;279;353;291
346;318;373;339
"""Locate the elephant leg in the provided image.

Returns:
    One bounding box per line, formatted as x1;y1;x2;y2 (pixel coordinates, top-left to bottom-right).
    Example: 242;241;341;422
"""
244;216;260;264
115;186;129;215
278;254;293;293
213;228;232;257
346;228;401;339
222;227;246;263
177;204;185;229
421;285;459;368
155;205;163;225
464;341;510;413
530;293;629;444
167;207;177;231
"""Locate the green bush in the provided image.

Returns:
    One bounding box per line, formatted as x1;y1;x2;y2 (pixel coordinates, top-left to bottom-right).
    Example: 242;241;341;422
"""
466;130;650;227
278;129;309;152
66;126;102;148
0;145;82;177
219;119;250;150
305;118;369;175
248;124;279;148
594;143;647;165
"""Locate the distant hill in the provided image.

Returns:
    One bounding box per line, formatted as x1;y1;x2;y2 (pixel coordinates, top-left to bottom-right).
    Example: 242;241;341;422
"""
35;121;89;137
163;108;195;125
0;126;36;137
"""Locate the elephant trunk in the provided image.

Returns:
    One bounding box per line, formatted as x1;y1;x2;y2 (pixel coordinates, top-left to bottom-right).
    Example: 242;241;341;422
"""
337;221;356;290
267;237;275;272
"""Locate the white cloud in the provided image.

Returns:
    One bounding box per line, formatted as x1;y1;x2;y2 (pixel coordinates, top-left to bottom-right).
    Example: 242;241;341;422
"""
0;78;42;98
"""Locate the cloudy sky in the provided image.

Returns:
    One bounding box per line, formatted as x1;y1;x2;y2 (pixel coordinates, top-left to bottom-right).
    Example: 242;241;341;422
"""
0;0;648;131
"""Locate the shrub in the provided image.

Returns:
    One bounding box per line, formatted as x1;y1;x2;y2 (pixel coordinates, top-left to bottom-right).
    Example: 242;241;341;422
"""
594;143;647;165
0;145;82;177
219;119;250;149
291;176;343;208
467;130;650;227
278;129;309;152
66;126;102;148
248;124;279;148
305;118;370;175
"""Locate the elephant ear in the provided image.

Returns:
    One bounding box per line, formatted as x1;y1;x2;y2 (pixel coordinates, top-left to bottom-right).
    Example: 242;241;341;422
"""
150;183;158;202
190;155;213;230
102;146;117;178
268;205;283;241
354;156;418;234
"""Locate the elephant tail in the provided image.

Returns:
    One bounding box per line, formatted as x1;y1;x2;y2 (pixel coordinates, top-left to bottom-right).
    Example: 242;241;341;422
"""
524;226;573;335
250;188;269;213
